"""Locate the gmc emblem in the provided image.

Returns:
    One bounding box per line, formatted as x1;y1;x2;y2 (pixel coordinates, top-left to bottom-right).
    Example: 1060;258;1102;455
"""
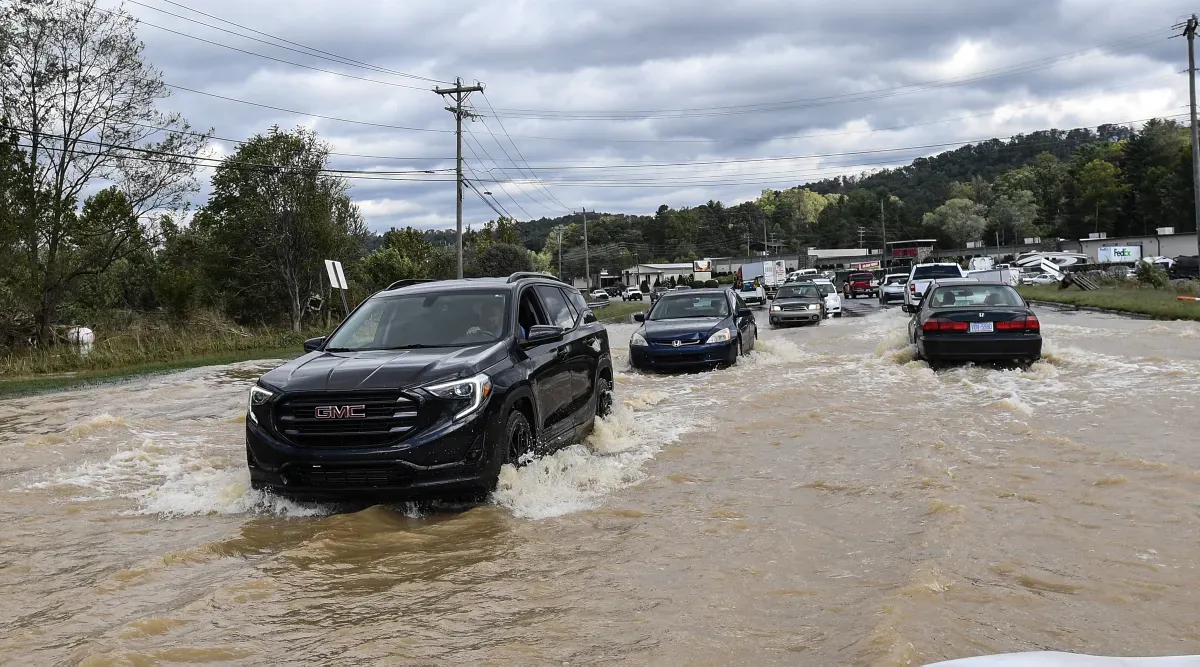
315;405;367;419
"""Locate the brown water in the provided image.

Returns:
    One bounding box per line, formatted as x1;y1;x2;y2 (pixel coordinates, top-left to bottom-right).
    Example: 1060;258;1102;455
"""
3;309;1200;666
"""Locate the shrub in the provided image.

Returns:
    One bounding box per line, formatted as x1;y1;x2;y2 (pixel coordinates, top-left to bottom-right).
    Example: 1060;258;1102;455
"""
1171;279;1200;296
704;279;719;288
1134;260;1169;289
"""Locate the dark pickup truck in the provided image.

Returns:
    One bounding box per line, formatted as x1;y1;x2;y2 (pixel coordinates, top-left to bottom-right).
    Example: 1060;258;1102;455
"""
842;272;878;299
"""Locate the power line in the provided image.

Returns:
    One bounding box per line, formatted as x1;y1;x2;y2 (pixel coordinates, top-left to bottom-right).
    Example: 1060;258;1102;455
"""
126;0;448;84
460;133;536;219
165;83;454;133
477;90;573;213
462;128;555;217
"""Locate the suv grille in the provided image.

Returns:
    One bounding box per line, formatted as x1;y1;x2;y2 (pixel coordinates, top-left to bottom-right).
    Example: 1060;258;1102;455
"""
275;392;421;448
286;465;413;488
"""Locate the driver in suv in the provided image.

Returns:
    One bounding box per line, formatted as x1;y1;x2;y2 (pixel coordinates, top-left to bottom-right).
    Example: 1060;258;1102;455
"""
245;272;613;500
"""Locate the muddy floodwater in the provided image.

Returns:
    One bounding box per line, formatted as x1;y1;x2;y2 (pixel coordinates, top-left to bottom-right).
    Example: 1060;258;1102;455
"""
3;308;1200;665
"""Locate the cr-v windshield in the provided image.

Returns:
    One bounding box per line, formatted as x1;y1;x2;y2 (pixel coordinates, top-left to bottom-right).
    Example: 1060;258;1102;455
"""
324;290;511;350
649;295;730;320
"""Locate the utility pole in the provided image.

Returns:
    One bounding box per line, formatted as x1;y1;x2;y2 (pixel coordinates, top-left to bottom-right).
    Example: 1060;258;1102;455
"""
1187;15;1200;230
857;226;866;247
880;199;888;269
763;221;768;258
556;227;564;278
582;209;591;289
435;77;484;279
745;232;751;258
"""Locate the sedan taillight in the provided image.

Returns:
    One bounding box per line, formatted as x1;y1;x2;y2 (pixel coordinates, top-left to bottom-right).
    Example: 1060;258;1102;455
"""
922;318;968;332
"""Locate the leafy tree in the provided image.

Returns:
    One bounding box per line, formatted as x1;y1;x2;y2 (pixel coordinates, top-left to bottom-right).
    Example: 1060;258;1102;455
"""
987;190;1040;244
196;126;366;331
0;0;208;343
924;199;987;246
1076;159;1129;235
471;243;532;277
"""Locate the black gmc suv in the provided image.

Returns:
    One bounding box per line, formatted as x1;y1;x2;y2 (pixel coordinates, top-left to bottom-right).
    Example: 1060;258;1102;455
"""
245;272;613;500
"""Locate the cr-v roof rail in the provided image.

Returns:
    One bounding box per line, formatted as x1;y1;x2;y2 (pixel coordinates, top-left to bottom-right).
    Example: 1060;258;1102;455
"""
385;278;435;290
506;271;563;284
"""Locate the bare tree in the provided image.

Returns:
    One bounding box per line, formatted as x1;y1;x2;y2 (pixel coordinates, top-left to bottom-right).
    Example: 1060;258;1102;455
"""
0;0;210;344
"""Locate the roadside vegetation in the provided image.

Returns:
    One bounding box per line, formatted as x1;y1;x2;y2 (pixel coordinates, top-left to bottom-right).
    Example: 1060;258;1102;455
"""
1019;282;1200;321
594;301;649;323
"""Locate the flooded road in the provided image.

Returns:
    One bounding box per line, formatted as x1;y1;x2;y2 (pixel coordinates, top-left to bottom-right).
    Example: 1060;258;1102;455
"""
3;307;1200;665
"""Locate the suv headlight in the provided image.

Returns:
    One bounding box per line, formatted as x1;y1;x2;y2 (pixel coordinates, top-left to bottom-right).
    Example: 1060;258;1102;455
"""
630;332;648;347
807;304;820;310
706;328;731;344
425;373;492;421
247;385;273;424
770;305;781;312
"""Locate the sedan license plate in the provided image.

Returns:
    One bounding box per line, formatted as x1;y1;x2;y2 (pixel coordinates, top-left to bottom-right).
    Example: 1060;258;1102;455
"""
969;321;994;333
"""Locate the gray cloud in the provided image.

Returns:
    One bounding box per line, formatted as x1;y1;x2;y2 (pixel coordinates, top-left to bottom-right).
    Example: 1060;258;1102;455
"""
106;0;1194;233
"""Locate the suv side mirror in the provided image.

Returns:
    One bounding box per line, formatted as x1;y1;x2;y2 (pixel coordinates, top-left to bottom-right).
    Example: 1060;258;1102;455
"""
523;325;564;346
633;313;646;322
737;307;753;318
303;336;326;352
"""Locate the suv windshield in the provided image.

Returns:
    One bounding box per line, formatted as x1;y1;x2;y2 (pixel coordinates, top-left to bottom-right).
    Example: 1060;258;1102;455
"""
912;265;963;279
324;290;511;351
775;284;820;299
649;295;730;320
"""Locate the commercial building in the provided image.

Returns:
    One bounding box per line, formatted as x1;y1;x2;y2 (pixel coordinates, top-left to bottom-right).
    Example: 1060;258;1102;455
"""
1071;231;1197;263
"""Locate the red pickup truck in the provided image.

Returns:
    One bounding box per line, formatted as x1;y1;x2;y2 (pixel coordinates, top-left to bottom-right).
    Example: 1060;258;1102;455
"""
843;272;878;299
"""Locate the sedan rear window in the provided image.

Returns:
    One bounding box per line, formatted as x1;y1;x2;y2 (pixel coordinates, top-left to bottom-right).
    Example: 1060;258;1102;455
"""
928;285;1024;308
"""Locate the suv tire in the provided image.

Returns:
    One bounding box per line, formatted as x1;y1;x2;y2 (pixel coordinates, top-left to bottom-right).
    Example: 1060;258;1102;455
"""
595;377;613;418
503;409;533;468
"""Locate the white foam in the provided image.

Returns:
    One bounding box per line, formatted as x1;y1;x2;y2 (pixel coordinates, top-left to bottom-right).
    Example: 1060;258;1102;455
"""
491;402;699;520
26;433;329;517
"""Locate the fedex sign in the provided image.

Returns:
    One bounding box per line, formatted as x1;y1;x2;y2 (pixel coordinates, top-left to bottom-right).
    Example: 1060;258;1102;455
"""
1097;245;1141;264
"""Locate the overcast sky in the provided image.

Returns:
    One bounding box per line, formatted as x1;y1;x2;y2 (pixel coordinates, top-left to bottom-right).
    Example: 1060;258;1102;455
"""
104;0;1193;233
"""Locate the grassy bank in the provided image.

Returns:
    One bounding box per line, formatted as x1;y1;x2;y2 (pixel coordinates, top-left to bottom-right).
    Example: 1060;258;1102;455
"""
1018;285;1200;321
0;315;318;398
594;300;649;323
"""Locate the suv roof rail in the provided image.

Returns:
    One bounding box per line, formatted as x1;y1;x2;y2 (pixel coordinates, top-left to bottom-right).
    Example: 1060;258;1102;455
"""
506;271;562;284
386;278;435;291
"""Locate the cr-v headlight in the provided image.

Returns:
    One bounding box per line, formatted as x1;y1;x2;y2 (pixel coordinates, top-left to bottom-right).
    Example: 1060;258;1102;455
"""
705;328;732;344
630;332;648;347
425;373;493;421
247;385;273;424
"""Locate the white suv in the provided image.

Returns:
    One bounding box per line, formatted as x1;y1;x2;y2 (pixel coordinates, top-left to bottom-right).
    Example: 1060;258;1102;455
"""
903;263;967;313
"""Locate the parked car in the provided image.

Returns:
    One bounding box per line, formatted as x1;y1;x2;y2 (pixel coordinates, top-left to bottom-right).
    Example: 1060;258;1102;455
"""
903;263;969;313
878;273;910;305
908;279;1041;364
1026;273;1059;286
590;289;611;302
245;272;613;500
629;289;757;371
768;283;825;326
737;281;767;306
622;286;644;301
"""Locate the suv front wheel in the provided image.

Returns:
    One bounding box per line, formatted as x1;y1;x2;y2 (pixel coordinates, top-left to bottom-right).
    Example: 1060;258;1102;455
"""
595;377;613;418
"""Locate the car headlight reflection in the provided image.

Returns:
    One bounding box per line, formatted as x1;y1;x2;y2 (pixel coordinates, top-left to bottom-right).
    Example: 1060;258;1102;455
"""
705;328;732;344
425;373;493;421
247;385;273;424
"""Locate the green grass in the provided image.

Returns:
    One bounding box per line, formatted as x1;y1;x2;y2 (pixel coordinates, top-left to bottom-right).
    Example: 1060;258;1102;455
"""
0;346;303;398
594;300;649;323
0;314;321;398
1018;285;1200;321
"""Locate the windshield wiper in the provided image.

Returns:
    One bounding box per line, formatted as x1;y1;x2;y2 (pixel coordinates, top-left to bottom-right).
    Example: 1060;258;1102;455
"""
379;344;441;350
323;347;356;353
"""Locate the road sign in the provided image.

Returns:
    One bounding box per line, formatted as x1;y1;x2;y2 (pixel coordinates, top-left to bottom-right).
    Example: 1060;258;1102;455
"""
324;259;350;316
